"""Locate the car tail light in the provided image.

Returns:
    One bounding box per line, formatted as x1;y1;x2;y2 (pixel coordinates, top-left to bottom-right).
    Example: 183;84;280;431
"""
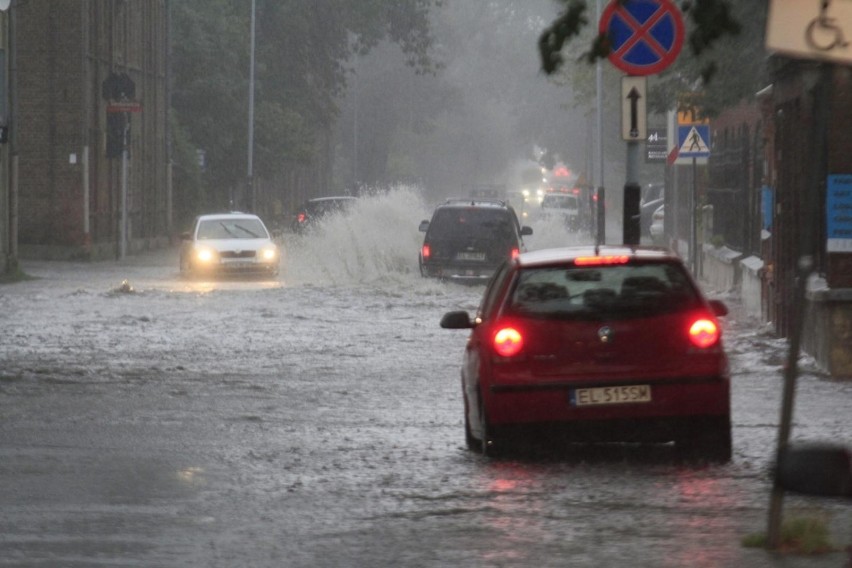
689;318;720;348
574;255;629;266
511;247;520;259
493;327;523;357
421;244;431;260
297;213;307;223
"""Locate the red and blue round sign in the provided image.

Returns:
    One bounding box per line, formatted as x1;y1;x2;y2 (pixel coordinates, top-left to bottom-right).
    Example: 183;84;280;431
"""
599;0;684;76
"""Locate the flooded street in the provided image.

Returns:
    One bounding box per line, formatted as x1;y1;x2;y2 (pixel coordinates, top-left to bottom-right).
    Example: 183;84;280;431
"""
1;191;850;567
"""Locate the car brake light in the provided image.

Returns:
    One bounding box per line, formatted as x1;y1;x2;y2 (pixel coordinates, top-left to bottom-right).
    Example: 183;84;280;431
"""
422;244;431;260
494;327;523;357
574;255;630;266
511;247;520;259
689;318;719;348
297;213;307;223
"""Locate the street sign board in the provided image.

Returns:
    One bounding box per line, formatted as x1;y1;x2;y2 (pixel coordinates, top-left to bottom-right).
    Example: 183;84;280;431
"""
107;101;142;113
599;0;684;76
677;124;711;159
646;128;667;163
621;76;647;141
766;0;852;65
827;174;852;252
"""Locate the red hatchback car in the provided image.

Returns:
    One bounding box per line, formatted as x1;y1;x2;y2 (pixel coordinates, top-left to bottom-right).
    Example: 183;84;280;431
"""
441;245;732;461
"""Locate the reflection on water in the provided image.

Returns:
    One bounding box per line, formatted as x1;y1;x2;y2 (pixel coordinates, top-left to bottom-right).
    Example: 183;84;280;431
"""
466;445;749;568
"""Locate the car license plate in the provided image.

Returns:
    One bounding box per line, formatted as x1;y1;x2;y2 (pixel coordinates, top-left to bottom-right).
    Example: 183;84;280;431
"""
456;251;485;261
572;385;651;406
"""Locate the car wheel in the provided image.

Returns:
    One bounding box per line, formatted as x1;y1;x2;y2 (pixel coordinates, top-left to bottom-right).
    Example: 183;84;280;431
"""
677;416;732;463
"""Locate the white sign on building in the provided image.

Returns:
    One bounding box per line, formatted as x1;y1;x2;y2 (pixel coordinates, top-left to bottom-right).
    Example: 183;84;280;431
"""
766;0;852;64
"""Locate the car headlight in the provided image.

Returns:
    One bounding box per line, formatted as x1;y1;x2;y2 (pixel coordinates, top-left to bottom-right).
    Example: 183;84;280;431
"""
195;246;217;264
259;245;277;262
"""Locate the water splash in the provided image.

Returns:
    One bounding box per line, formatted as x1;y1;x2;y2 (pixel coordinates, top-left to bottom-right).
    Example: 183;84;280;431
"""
283;186;433;287
282;185;593;288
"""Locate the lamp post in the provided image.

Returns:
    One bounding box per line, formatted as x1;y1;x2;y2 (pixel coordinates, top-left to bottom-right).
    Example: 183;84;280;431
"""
246;0;256;212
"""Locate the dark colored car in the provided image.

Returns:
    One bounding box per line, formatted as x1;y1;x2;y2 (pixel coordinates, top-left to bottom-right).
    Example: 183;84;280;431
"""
291;196;358;233
419;198;533;283
440;245;732;460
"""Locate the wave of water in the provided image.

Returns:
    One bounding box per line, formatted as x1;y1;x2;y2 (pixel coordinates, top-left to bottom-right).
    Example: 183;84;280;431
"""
282;185;591;288
283;186;434;287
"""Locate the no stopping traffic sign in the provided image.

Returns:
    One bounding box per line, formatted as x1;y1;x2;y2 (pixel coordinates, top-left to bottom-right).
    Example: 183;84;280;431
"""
600;0;684;76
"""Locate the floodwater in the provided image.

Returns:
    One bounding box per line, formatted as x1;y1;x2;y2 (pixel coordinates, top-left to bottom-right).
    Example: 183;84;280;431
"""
1;187;850;567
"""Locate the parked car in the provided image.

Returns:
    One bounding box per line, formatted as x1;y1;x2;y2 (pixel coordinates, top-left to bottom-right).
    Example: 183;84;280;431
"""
418;198;533;283
540;192;580;230
291;196;358;233
440;245;732;459
179;212;280;277
649;204;665;244
639;182;665;237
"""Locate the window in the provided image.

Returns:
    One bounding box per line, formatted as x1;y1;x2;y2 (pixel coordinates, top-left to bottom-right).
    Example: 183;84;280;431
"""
506;262;699;320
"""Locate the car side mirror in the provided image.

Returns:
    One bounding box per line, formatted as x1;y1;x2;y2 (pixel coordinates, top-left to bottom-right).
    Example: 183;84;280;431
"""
180;231;191;241
775;443;852;498
440;311;474;329
520;226;533;236
709;299;728;317
419;220;430;232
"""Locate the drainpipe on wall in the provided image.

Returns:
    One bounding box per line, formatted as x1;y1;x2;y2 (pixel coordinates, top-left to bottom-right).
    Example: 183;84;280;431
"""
81;0;90;251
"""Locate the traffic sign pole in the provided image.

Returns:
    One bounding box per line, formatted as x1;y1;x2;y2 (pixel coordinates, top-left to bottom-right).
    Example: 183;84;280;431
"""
601;0;684;245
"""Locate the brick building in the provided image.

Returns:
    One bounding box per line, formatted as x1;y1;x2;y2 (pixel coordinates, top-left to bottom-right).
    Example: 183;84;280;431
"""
14;0;169;260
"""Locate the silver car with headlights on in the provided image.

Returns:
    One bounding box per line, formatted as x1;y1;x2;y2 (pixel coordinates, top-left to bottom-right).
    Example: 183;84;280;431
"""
179;213;280;277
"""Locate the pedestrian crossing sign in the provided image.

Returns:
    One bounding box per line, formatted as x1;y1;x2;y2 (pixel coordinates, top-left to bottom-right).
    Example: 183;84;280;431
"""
677;124;711;158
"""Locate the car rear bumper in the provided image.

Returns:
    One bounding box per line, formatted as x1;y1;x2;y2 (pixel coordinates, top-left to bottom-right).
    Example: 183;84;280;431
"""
489;414;728;446
484;375;730;432
420;262;499;282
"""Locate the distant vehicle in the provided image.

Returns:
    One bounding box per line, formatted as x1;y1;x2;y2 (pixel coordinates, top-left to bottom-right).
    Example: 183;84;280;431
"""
640;182;665;237
180;212;280;277
419;198;532;283
291;196;358;233
649;205;665;244
440;245;732;459
540;193;580;230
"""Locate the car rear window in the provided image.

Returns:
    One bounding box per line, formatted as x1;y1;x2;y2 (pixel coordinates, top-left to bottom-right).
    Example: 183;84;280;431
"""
506;262;701;320
197;218;269;239
427;208;516;242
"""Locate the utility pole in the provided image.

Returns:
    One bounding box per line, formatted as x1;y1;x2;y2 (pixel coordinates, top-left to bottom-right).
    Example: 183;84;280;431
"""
246;0;256;212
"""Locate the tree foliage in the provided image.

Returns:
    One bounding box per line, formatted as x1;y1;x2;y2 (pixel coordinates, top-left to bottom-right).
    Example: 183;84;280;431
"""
170;0;437;211
539;0;768;115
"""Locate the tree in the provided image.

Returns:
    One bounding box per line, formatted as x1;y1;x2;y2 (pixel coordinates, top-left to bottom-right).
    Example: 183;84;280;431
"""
538;0;767;115
170;0;438;214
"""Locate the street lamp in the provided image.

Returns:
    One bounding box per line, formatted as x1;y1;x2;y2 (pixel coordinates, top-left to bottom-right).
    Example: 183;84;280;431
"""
246;0;256;212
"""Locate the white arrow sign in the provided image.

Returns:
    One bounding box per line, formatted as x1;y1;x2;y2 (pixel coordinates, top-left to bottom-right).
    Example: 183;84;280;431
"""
621;76;647;141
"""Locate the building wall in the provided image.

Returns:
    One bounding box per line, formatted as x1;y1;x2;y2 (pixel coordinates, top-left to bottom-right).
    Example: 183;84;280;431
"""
16;0;168;259
16;0;85;248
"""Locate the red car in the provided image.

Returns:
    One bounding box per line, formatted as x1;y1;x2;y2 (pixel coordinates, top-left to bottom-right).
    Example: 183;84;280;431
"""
440;245;732;460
